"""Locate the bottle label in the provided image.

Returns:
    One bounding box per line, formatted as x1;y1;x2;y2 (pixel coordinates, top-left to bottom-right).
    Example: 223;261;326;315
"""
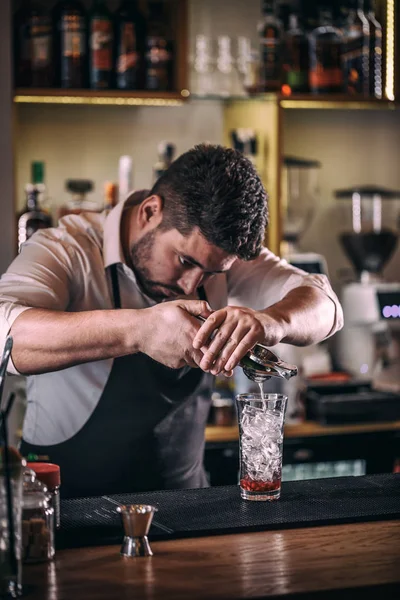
310;67;343;89
310;39;343;90
145;37;171;90
62;15;85;57
31;22;52;69
91;18;113;71
146;37;171;65
343;25;369;94
286;70;308;90
117;23;138;73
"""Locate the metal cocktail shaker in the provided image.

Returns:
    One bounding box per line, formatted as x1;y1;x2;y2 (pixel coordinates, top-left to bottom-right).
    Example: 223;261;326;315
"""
239;345;298;383
196;316;297;383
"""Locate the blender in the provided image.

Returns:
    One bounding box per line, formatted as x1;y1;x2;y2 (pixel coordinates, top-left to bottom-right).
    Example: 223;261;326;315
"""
281;156;326;272
335;186;400;387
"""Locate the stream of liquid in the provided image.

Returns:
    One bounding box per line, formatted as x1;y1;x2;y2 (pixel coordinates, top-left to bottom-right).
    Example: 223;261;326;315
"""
258;381;265;401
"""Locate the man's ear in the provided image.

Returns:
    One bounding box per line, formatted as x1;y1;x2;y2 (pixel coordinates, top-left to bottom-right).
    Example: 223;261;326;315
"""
137;195;163;230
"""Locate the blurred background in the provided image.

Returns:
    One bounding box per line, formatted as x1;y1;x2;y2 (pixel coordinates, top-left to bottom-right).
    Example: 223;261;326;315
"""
1;0;400;485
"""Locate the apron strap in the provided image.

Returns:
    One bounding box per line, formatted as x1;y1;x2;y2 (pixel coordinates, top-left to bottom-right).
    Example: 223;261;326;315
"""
109;263;208;309
110;264;121;309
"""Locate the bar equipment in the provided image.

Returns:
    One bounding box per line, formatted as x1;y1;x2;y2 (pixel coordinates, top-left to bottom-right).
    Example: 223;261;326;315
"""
236;393;287;501
21;476;55;563
281;156;321;257
196;316;297;384
117;504;157;557
335;186;400;386
58;179;101;219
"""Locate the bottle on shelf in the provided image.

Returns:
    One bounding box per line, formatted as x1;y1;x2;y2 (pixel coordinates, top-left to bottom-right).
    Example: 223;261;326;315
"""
53;0;88;89
89;0;113;89
14;0;53;88
58;179;101;219
118;156;133;203
258;0;282;92
18;184;53;252
31;160;52;216
343;0;370;96
282;13;309;94
309;4;344;95
104;182;118;210
153;142;176;183
144;1;173;91
114;0;146;90
364;0;382;99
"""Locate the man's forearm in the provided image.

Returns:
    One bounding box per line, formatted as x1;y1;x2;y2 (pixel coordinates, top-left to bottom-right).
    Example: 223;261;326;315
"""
10;308;142;375
263;286;338;346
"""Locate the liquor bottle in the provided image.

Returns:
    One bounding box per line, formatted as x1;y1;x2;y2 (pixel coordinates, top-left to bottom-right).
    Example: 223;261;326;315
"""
364;0;382;99
114;0;146;90
104;182;119;210
153;142;175;182
144;1;173;91
309;5;344;94
53;0;88;89
258;0;282;92
31;160;51;215
89;0;113;89
343;0;370;96
14;0;53;88
282;13;309;93
18;184;53;252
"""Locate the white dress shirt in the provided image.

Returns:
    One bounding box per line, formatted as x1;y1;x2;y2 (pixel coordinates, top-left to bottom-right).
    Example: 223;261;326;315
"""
0;196;343;445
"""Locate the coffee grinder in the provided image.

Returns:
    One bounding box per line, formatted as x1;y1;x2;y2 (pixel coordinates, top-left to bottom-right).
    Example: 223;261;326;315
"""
335;186;400;388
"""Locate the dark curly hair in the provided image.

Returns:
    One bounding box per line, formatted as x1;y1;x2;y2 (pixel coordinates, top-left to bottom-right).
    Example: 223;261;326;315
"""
150;144;268;261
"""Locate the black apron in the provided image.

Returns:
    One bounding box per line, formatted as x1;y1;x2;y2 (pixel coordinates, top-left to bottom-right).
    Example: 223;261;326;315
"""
20;264;213;498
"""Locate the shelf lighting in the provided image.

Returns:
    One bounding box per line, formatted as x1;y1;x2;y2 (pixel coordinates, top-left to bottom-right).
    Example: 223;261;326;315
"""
385;0;395;101
13;95;184;107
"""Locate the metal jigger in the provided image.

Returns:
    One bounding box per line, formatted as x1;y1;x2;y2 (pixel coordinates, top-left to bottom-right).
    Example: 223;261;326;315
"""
117;504;158;557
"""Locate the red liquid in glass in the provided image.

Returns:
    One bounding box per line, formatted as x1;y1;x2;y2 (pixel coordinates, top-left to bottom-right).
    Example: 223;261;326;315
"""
240;475;281;493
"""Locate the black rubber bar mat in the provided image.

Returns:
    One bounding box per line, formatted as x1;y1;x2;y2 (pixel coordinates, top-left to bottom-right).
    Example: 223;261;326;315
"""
57;474;400;550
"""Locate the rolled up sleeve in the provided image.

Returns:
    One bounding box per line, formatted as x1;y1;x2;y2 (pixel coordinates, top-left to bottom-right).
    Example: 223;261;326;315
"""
227;247;343;340
0;230;74;374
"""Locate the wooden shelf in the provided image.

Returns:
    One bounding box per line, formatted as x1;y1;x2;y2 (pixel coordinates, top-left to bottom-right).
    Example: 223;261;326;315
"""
15;89;398;110
278;93;399;110
13;88;190;107
192;92;398;110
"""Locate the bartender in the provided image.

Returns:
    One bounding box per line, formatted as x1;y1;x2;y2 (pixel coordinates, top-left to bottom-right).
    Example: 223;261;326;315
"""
0;145;342;497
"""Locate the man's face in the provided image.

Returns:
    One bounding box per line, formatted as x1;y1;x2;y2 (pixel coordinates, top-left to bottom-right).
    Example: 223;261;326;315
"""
130;226;236;302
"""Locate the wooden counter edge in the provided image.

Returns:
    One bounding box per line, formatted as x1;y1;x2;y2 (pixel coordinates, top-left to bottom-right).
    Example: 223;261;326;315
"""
205;420;400;443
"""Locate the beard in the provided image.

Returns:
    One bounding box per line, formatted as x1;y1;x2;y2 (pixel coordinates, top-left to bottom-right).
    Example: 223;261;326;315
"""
130;230;184;301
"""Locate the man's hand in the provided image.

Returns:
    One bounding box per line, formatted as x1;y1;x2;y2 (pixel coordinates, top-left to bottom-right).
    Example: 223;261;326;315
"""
192;306;285;375
139;299;214;369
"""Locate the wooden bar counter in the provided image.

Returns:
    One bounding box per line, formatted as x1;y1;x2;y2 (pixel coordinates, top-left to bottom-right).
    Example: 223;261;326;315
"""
24;519;400;599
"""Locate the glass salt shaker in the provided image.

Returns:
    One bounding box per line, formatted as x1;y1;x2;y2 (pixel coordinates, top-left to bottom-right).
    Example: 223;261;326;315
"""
22;475;55;563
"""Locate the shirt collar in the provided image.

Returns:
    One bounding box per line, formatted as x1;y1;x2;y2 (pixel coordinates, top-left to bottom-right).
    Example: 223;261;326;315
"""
102;198;127;268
